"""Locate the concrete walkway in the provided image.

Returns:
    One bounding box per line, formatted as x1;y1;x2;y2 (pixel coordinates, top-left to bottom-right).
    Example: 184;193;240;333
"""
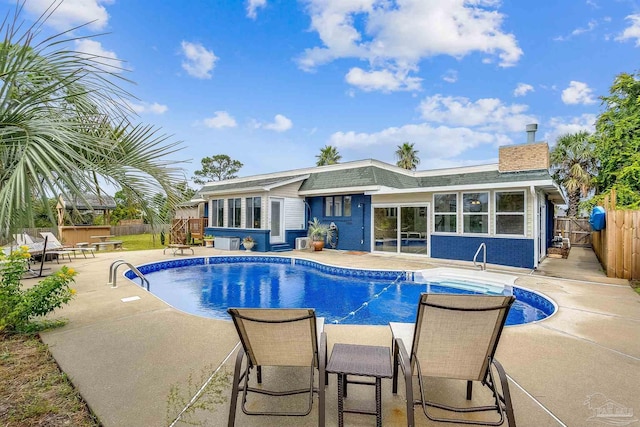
36;247;639;426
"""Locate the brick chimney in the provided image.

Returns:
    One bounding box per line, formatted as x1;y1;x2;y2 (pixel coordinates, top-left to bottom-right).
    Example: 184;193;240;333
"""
498;124;550;172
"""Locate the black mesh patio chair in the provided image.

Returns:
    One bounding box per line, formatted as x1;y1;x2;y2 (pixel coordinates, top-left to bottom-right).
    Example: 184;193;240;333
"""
390;293;516;426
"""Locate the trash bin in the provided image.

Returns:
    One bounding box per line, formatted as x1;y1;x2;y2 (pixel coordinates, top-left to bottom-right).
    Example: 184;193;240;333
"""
216;237;240;250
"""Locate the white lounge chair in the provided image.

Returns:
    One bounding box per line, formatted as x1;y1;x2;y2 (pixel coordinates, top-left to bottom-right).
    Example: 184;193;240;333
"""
40;232;94;258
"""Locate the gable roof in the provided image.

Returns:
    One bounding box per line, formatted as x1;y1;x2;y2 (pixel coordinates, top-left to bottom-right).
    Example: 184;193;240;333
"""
199;174;309;195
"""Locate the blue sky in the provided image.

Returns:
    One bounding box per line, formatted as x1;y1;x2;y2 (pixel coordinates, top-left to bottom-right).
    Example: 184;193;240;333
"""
7;0;640;185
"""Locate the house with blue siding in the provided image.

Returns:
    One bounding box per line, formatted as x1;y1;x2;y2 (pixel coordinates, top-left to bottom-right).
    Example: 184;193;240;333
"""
196;131;564;269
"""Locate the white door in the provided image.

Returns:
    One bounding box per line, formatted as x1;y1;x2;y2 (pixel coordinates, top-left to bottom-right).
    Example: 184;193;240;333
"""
270;198;284;244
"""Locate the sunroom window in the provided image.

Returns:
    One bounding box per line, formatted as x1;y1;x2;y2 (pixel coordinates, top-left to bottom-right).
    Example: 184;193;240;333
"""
433;193;457;233
462;192;488;234
211;199;224;227
495;191;525;235
246;197;261;229
228;198;241;228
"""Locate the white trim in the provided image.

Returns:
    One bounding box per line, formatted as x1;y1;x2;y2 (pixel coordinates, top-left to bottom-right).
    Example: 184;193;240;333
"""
300;185;382;196
373;179;559;195
493;190;526;238
461;191;490;235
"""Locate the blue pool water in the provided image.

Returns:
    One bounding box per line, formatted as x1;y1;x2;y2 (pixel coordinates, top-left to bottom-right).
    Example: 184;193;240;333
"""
131;257;555;326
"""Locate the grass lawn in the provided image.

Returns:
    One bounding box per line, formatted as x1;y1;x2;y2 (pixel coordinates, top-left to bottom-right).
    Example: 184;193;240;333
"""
0;334;99;426
107;233;165;251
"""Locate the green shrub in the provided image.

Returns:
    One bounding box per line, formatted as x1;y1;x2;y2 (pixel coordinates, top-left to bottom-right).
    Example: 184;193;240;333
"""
0;247;76;334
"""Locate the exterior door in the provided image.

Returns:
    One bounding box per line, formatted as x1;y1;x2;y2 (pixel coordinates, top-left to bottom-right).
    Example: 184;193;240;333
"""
270;198;284;244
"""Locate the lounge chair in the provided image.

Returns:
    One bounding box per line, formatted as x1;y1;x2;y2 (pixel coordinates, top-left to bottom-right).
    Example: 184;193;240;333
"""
390;293;516;426
227;308;327;427
40;232;95;258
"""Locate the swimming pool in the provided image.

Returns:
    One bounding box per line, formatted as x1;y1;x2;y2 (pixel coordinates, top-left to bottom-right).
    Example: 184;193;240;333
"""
128;256;556;326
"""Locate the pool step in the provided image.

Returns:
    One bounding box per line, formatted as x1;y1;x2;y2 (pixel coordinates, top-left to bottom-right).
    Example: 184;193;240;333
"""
270;243;292;252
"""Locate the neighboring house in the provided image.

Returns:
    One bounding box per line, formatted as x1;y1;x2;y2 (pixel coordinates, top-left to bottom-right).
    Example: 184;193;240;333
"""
197;131;564;269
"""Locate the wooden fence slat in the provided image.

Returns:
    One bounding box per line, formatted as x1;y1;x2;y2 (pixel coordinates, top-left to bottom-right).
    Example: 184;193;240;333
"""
632;211;637;280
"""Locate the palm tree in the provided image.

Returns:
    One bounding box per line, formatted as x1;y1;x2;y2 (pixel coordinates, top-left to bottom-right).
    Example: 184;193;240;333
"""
395;142;420;170
550;131;598;217
0;5;185;238
315;145;341;166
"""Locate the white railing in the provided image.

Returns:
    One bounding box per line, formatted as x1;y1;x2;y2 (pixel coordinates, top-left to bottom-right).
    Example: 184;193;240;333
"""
473;243;487;271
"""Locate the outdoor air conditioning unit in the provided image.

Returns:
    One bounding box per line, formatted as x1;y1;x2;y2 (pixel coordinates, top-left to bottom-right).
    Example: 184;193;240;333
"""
295;237;312;250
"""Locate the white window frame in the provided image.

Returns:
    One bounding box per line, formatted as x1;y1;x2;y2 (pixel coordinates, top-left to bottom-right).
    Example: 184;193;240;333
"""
432;193;458;234
494;190;526;236
462;192;489;235
228;198;241;228
211;199;224;227
246;196;261;229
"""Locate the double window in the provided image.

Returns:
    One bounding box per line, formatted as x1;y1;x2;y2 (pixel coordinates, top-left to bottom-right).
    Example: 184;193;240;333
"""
462;192;489;234
211;199;224;227
324;196;352;217
228;198;241;228
495;191;525;235
433;193;457;233
246;197;261;229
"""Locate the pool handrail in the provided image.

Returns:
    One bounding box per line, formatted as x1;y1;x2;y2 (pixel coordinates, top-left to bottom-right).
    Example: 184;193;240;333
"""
108;259;149;290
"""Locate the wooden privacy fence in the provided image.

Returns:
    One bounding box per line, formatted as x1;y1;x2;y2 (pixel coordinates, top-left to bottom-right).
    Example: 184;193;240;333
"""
554;217;592;246
592;208;640;281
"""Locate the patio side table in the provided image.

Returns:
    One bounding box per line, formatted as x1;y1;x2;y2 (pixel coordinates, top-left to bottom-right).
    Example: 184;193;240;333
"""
326;343;392;427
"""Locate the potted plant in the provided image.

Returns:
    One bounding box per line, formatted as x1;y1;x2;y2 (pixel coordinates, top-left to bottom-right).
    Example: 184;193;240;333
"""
203;234;214;248
308;217;333;251
242;236;255;252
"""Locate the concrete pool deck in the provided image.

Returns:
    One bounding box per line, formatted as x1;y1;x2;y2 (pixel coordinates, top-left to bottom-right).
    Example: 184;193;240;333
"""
36;247;639;426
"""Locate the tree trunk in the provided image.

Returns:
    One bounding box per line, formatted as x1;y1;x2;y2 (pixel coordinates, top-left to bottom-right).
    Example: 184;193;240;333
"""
567;190;580;217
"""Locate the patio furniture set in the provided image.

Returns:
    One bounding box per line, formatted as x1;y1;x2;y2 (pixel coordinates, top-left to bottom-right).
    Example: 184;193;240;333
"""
227;294;516;427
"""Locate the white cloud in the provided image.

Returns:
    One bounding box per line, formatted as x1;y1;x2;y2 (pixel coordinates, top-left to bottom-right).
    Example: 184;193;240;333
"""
328;123;511;167
545;114;597;145
418;95;537;133
23;0;112;30
74;39;123;72
561;81;596;105
345;67;421;92
180;41;218;79
247;0;267;19
298;0;521;92
442;69;458;83
300;0;521;69
513;83;534;97
203;111;237;129
253;114;293;132
555;19;598;41
128;101;168;115
265;114;293;132
616;14;640;46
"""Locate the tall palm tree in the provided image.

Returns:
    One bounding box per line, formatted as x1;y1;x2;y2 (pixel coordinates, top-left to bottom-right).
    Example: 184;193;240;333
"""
315;145;341;166
0;5;185;237
550;131;598;217
395;142;420;170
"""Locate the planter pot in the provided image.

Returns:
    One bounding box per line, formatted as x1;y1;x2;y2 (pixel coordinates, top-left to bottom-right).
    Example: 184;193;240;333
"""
204;239;214;248
312;240;324;251
243;241;255;252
